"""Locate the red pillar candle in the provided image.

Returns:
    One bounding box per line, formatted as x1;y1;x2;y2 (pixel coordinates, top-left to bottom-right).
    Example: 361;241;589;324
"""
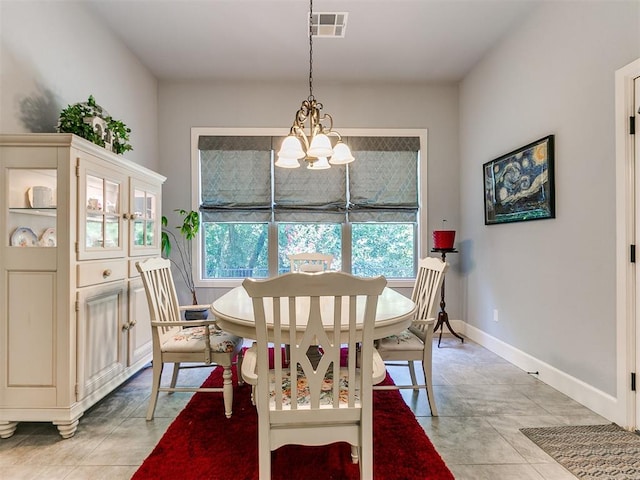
433;230;456;250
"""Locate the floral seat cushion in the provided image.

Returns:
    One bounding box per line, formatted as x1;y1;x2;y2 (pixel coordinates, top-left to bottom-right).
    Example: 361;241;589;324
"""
162;325;242;354
267;368;361;408
377;329;424;352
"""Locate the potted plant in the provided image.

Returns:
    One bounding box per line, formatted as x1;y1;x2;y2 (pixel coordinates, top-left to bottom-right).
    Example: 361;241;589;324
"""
161;209;206;317
57;95;133;155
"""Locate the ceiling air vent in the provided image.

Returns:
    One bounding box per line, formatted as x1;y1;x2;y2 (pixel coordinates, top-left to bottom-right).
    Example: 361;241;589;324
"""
310;12;348;38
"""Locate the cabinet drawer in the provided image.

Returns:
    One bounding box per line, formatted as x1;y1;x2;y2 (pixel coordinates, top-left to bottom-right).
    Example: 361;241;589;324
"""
128;258;148;278
77;260;127;287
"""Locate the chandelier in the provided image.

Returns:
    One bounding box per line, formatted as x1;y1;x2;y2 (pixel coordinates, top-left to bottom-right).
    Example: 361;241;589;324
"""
275;0;354;170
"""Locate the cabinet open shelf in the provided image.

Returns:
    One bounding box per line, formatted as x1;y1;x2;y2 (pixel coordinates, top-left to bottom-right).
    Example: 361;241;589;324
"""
9;207;57;217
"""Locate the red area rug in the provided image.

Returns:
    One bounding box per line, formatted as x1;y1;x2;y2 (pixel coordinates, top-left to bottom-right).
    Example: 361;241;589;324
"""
133;367;454;480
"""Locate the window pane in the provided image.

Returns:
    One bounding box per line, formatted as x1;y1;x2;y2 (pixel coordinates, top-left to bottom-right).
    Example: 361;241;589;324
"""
104;215;120;248
278;223;341;274
203;223;268;278
145;220;155;246
352;223;415;278
133;220;144;246
86;214;103;248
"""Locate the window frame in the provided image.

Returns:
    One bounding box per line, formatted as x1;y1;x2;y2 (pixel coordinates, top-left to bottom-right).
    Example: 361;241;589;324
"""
190;127;428;288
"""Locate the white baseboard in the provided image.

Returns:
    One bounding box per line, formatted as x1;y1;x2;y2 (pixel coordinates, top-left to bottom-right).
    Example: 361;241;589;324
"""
448;320;621;425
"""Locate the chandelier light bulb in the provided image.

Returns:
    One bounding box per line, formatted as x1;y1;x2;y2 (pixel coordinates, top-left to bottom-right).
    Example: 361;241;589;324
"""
307;156;331;169
278;135;306;160
307;133;333;158
329;141;355;165
275;156;302;168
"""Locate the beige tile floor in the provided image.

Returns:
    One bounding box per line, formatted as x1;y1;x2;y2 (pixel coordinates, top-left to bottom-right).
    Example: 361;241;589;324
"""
0;335;608;479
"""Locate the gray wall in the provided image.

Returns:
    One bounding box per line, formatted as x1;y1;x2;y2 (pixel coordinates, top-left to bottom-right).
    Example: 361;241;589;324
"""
157;80;461;305
0;1;159;170
459;1;640;396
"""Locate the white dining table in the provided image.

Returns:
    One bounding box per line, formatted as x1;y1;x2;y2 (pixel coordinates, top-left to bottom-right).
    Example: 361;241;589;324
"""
211;285;416;342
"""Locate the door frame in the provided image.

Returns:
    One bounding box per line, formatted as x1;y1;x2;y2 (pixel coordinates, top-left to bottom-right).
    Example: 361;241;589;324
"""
615;57;640;430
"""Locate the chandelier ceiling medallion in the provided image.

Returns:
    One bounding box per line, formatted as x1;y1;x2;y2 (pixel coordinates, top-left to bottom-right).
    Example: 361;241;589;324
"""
275;0;354;170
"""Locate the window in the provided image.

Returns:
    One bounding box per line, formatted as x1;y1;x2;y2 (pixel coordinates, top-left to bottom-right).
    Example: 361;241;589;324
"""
192;128;426;285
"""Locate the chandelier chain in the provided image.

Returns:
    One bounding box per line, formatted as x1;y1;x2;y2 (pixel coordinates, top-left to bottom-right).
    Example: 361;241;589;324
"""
308;0;313;100
275;0;354;169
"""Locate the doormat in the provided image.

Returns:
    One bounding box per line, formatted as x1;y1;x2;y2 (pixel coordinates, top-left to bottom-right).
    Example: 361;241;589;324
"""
520;423;640;479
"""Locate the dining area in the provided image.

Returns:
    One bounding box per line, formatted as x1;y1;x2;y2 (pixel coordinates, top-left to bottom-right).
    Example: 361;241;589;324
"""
0;0;632;477
1;250;600;479
134;253;450;479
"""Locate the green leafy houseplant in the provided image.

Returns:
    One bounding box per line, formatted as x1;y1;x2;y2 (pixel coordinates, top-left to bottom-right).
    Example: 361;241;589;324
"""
161;209;200;305
57;95;132;155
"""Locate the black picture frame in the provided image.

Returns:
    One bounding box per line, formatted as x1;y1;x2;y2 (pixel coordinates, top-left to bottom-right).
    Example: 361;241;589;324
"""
483;135;555;225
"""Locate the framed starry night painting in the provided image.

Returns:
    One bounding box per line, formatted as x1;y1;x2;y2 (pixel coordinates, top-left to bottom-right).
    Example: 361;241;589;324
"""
483;135;555;225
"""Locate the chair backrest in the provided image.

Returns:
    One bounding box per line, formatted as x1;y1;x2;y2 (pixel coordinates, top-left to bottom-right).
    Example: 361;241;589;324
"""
243;272;386;413
288;252;334;272
410;256;449;339
135;257;182;340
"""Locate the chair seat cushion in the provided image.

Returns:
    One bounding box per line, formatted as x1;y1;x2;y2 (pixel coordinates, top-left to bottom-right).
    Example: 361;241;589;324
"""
242;346;386;408
377;329;424;352
267;367;361;408
162;326;242;353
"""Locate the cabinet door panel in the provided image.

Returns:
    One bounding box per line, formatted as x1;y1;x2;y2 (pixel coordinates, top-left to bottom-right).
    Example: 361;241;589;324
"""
2;271;59;407
128;278;152;367
76;282;126;400
7;271;56;386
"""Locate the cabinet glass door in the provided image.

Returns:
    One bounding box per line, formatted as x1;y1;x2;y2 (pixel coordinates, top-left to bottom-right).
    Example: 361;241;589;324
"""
129;178;161;256
7;168;57;248
132;188;156;247
78;159;126;260
85;175;121;249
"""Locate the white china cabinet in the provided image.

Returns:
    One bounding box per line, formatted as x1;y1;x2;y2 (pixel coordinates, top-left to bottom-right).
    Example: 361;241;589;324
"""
0;134;165;438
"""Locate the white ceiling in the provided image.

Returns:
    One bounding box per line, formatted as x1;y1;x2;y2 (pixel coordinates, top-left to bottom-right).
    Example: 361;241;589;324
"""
85;0;540;84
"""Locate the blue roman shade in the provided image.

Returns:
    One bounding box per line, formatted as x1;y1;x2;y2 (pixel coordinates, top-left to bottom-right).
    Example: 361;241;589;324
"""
198;134;419;223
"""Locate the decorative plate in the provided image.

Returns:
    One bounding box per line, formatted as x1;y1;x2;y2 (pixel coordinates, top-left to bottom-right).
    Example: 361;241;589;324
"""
10;227;38;247
40;227;57;247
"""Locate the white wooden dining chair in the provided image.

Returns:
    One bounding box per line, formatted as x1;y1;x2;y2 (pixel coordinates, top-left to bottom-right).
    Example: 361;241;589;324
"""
374;256;448;416
288;252;334;272
136;257;244;420
241;271;387;480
